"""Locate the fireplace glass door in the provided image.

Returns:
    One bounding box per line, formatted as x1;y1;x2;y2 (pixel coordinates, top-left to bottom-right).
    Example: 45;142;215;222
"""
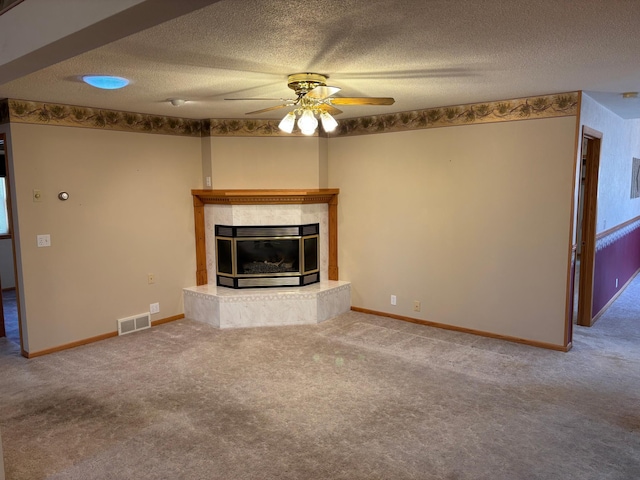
216;224;319;288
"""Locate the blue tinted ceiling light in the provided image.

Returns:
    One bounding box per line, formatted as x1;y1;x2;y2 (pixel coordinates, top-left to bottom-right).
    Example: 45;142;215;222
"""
82;75;129;90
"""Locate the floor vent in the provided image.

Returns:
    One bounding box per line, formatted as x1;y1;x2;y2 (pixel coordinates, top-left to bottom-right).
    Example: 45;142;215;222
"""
117;313;151;336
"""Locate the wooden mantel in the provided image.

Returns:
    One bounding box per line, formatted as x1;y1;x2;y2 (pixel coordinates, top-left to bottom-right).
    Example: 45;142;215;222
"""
191;189;340;285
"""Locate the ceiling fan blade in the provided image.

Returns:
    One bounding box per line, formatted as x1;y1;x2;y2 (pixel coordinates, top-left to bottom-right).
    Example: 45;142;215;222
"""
225;97;293;101
330;97;395;106
319;104;343;115
306;86;341;100
245;104;290;115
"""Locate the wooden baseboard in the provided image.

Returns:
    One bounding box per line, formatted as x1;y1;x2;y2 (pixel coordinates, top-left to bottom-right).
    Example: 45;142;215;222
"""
350;307;571;352
24;314;186;359
25;331;118;358
591;267;640;326
151;314;184;326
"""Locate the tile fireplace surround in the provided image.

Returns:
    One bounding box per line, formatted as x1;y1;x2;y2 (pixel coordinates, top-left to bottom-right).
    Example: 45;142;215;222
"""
184;190;351;328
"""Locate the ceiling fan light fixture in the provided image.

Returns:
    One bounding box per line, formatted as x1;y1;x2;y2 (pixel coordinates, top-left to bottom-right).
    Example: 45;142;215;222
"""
299;125;317;136
320;112;338;132
231;72;394;135
278;111;296;133
297;109;318;135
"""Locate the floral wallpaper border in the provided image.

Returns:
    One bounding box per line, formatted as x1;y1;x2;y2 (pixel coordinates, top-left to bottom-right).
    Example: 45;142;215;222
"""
203;92;579;137
208;119;310;137
6;99;206;137
334;92;579;137
596;218;640;252
3;92;578;138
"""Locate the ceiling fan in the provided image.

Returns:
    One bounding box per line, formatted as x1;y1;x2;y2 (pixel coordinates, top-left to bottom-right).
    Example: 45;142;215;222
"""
225;73;395;134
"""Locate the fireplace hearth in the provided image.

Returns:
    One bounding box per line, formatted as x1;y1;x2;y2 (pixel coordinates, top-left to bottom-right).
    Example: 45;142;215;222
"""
215;224;320;288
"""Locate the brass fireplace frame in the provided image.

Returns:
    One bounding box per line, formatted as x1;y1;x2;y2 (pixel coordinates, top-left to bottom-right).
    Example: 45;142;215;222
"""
215;224;320;288
191;189;339;286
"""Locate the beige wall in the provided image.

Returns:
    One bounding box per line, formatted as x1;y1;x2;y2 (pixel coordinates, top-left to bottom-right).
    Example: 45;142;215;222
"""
9;123;201;353
3;112;578;352
328;117;577;346
208;136;326;189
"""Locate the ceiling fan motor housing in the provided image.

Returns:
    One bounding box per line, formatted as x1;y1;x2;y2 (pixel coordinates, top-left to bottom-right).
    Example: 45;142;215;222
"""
287;73;328;95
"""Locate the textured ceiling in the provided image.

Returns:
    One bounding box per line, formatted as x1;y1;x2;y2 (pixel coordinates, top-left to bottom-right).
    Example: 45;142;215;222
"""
2;0;640;120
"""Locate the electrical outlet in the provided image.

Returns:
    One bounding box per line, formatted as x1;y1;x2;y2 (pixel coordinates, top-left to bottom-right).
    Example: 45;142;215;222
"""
148;273;155;284
150;302;160;314
391;295;397;306
205;176;212;187
36;234;51;247
413;301;421;312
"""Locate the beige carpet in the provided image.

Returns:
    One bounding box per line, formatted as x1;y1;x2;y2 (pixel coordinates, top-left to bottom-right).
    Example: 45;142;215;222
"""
1;277;639;479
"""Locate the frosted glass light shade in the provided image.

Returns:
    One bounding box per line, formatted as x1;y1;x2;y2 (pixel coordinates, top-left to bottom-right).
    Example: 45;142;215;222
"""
278;112;296;133
297;109;318;135
320;112;338;132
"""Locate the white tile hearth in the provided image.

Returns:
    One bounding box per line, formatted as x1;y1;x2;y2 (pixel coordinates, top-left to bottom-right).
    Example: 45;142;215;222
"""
184;280;351;329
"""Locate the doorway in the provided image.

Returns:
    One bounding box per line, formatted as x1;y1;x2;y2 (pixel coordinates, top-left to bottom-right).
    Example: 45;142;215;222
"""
0;133;23;353
570;126;602;332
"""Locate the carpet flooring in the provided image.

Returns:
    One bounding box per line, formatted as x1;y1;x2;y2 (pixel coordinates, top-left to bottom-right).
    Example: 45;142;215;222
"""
0;277;639;479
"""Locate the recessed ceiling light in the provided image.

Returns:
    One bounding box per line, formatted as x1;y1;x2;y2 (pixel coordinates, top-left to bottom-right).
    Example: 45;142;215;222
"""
82;75;130;90
169;99;186;106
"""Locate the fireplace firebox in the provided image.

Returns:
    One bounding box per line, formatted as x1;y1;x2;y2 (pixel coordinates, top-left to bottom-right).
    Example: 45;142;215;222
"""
215;224;320;288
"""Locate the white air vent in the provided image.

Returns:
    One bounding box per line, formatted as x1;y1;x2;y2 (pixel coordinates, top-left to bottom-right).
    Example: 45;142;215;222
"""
117;312;151;336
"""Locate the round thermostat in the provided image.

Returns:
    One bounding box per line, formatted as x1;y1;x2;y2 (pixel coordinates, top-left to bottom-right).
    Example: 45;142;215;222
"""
58;192;69;201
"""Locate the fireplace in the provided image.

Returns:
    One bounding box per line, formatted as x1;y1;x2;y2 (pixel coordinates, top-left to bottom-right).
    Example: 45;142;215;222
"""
186;190;350;329
215;223;320;288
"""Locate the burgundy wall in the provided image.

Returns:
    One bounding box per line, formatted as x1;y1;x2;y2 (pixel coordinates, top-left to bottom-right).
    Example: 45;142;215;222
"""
567;252;575;340
592;220;640;316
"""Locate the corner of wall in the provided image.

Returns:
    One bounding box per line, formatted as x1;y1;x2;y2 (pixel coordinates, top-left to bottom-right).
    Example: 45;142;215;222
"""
201;135;213;189
318;136;329;188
